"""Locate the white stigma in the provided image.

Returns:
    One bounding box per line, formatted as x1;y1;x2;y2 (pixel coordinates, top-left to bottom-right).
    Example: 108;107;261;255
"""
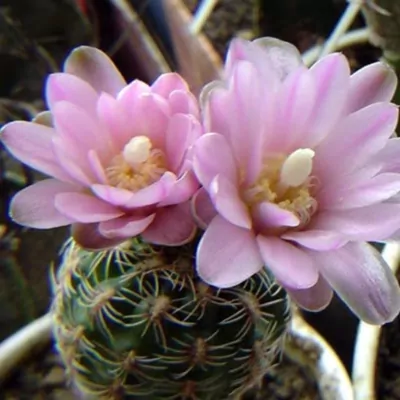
123;136;152;165
280;148;315;187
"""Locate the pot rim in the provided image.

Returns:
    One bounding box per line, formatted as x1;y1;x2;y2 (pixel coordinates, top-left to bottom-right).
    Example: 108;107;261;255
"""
289;312;354;400
352;242;400;400
0;310;352;399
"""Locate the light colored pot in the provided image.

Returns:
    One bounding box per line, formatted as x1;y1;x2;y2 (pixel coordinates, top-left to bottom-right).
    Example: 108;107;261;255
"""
352;242;400;400
287;311;354;400
0;310;352;399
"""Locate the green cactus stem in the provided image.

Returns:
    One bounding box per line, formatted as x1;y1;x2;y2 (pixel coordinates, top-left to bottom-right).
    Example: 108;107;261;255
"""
52;237;290;400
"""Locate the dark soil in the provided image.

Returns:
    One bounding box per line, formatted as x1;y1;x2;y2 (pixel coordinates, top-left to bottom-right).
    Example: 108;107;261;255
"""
1;343;321;400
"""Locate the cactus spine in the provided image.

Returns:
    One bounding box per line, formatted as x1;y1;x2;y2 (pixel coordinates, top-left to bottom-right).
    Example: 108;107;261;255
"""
52;237;290;400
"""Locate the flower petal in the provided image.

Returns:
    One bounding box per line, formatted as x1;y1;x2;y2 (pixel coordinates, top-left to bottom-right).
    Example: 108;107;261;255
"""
159;171;199;206
286;275;333;312
313;204;400;242
99;214;155;238
55;192;123;222
124;172;177;208
257;236;318;289
321;172;400;210
312;242;400;324
282;230;348;251
193;133;238;188
166;113;202;172
306;53;350;145
46;73;98;115
196;215;263;288
72;223;128;250
252;202;300;231
226;37;303;83
272;67;316;151
9;179;79;228
142;203;196;246
64;46;126;96
314;102;399;180
1;121;72;182
91;184;134;206
151;72;189;97
209;175;251;229
191;188;217;229
347;62;397;113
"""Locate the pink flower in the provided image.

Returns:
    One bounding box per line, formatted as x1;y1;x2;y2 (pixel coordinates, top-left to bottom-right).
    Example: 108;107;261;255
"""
192;37;400;324
1;46;202;249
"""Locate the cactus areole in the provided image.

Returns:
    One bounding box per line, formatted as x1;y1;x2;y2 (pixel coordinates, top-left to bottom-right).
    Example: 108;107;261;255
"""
52;238;290;399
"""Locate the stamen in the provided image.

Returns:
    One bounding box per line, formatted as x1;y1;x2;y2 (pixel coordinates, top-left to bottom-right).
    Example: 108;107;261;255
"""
123;136;152;165
279;148;315;187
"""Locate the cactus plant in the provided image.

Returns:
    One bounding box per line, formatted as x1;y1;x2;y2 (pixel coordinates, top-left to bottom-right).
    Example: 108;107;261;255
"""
52;237;290;400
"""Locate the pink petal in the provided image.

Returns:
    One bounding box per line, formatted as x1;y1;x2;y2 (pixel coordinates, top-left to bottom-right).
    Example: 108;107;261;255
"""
142;203;196;246
124;172;177;208
99;214;155;238
314;103;399;180
9;179;79;228
121;93;170;149
117;80;150;105
91;184;134;206
52;101;111;159
151;72;189;97
196;215;263;288
306;53;350;146
191;188;217;229
64;46;126;96
286;275;333;312
272;67;316;151
229;61;264;181
72;223;128;250
347;62;397;113
226;37;303;83
282;230;348;251
52;137;95;185
165;114;202;172
96;92;129;152
168;90;200;117
55;192;123;222
1;121;72;182
321;172;400;210
88;150;108;184
312;242;400;324
257;236;318;289
202;86;231;135
312;204;400;242
251;37;303;81
193;133;238;188
209;175;251;229
159;171;199;206
46;73;98;115
374;137;400;174
252;202;299;232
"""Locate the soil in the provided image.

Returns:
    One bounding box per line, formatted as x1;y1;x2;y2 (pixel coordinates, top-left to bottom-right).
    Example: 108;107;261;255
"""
1;342;321;400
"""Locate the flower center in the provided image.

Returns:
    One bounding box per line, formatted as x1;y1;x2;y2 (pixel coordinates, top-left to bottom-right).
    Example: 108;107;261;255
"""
105;136;167;191
243;148;318;226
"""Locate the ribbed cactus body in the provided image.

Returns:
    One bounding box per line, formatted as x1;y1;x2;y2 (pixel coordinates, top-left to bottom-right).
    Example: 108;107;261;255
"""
52;238;290;400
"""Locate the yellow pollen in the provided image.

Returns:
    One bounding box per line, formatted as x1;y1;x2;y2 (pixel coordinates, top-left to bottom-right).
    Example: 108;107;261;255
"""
105;136;167;192
243;150;318;228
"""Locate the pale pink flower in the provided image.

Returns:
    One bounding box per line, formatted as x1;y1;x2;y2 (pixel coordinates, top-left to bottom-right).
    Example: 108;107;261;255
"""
1;46;202;249
192;37;400;324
